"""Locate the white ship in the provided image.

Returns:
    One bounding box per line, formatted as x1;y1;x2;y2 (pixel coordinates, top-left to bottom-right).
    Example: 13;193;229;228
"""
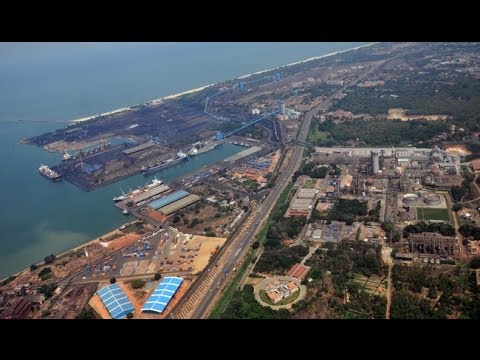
112;177;164;202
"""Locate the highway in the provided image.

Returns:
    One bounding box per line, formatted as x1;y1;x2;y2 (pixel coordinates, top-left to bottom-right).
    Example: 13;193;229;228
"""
171;99;318;318
171;62;387;319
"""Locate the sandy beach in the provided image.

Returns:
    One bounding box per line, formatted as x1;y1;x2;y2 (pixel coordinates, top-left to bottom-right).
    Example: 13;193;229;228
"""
67;43;377;125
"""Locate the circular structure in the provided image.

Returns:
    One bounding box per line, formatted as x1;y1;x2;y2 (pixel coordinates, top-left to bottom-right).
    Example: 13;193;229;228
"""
254;276;306;310
424;193;441;206
403;193;419;205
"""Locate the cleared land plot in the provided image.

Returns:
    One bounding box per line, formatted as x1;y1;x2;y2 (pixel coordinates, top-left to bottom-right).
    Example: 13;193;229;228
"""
351;274;387;297
416;207;450;222
188;235;227;273
303;179;316;189
103;233;142;251
88;292;112;319
387;108;447;121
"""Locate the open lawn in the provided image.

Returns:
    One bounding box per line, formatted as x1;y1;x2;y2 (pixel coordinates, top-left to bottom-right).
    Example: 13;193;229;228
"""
417;207;450;222
308;127;329;145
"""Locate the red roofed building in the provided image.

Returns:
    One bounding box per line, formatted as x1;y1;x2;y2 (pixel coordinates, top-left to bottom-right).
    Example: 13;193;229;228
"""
287;263;311;280
471;159;480;173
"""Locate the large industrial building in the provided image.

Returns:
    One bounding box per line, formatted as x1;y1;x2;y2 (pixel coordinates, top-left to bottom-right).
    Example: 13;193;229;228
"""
158;194;201;215
407;232;456;256
97;284;135;319
142;276;183;314
148;190;190;210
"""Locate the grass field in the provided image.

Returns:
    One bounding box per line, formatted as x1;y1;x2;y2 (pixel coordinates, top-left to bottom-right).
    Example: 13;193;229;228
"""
307;127;329;144
303;179;316;189
351;274;387;297
416;207;450;222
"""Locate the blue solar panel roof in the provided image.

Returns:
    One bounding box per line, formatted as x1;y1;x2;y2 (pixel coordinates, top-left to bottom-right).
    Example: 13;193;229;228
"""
97;284;135;319
142;277;183;314
148;190;189;210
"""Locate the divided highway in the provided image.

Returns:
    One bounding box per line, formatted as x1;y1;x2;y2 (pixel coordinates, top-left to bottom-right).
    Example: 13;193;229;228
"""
171;63;385;319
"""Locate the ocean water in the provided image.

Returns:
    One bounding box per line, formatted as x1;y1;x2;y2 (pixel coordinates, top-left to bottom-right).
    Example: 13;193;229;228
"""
0;42;367;277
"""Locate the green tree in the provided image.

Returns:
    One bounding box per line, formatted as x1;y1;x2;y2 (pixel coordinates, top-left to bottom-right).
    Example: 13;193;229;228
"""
38;267;52;278
452;204;463;212
126;312;134;319
154;273;162;281
469;256;480;269
30;264;38;271
76;308;96;319
44;254;56;264
110;277;116;284
39;283;57;299
131;279;145;289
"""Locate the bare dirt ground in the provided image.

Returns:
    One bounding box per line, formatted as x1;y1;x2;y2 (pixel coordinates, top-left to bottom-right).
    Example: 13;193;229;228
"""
188;235;227;273
118;280;152;318
43;134;117;153
357;80;385;87
88;292;111;319
445;144;472;156
104;233;142;251
48;283;98;319
245;276;264;287
147;209;167;223
387;108;447;121
267;149;281;173
175;204;235;236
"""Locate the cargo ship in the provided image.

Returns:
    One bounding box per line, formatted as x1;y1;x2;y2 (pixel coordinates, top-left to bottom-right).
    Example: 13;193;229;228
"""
113;176;163;202
141;151;188;175
188;142;218;156
38;164;62;181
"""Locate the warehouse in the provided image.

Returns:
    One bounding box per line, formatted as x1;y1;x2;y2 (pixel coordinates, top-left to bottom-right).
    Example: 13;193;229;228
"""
142;277;183;314
148;190;190;210
158;194;201;215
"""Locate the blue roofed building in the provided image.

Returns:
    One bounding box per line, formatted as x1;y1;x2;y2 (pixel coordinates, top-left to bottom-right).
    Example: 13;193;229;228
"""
141;277;183;314
97;284;135;319
148;190;189;210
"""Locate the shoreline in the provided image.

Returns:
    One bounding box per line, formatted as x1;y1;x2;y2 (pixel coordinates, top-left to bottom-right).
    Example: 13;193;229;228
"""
0;220;140;284
69;43;377;124
3;43;378;282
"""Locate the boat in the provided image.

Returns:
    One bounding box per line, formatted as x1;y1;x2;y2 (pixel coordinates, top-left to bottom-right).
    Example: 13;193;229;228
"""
62;149;72;162
145;176;163;189
38;164;62;181
113;188;128;202
141;151;188;175
122;207;129;215
112;177;164;202
188;142;218;156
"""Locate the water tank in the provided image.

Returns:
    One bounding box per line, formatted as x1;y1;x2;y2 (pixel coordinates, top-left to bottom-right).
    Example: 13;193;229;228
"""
371;151;380;174
403;193;419;205
424;194;441;206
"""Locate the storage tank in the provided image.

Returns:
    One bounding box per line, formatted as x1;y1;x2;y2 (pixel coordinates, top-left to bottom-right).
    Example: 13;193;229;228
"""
403;193;419;205
424;193;441;206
